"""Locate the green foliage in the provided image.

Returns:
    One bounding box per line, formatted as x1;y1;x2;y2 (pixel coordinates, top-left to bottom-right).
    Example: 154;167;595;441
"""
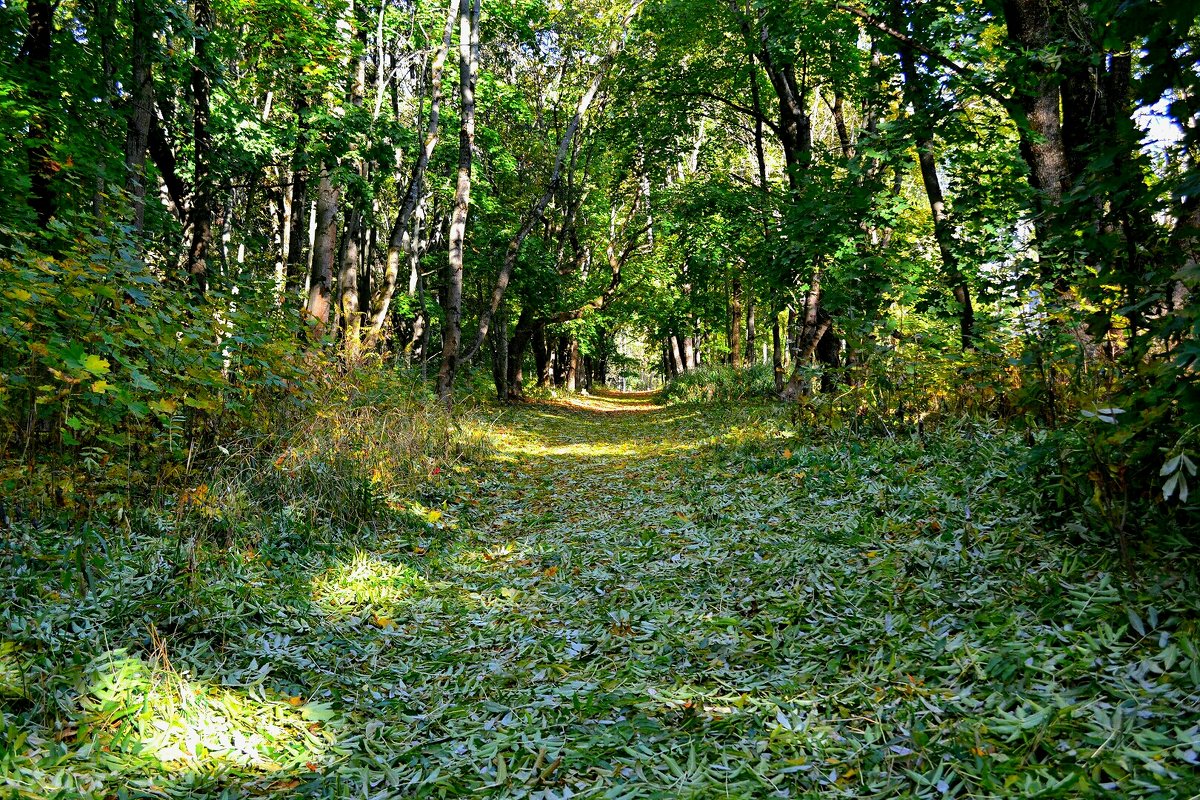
0;221;306;512
662;364;776;404
3;396;1198;797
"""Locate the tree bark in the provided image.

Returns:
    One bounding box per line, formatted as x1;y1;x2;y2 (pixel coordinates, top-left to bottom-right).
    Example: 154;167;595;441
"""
506;307;535;400
533;323;550;387
566;338;580;391
435;0;480;408
339;205;363;355
771;309;784;394
746;301;756;364
730;271;743;368
124;0;155;234
306;166;339;330
1001;0;1069;207
339;3;369;358
286;94;309;295
147;116;188;222
490;307;508;402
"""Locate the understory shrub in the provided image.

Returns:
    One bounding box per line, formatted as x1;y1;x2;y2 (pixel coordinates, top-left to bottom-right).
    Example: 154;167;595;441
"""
662;363;776;404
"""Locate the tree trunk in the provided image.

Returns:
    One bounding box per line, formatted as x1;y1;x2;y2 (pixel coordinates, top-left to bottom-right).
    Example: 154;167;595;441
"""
746;301;756;364
1001;0;1069;208
771;309;784;394
730;271;743;368
893;10;974;349
682;334;696;371
339;206;363;356
339;6;368;359
554;335;568;387
565;339;580;391
286;94;309;295
435;0;480;408
490;308;508;402
533;324;551;387
124;0;155;234
186;0;216;294
780;310;832;402
506;307;535;400
306;166;339;330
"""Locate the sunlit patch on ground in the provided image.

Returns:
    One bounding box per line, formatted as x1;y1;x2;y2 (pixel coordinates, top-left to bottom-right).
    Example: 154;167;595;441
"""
311;551;431;618
0;648;339;798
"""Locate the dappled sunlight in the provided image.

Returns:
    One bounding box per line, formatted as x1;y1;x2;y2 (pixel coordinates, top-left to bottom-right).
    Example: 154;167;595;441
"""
491;436;702;461
7;394;1195;798
552;389;664;413
310;551;431;619
1;648;339;798
466;392;711;464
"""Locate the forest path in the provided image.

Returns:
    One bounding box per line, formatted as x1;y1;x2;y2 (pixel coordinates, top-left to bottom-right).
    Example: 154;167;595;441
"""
297;393;1194;797
309;391;843;795
12;392;1193;798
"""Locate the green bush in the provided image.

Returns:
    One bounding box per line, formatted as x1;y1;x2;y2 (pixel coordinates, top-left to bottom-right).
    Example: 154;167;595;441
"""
661;363;776;404
0;222;306;514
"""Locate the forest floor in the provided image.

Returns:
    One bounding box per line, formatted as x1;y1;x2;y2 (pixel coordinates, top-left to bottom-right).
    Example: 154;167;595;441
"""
2;391;1199;798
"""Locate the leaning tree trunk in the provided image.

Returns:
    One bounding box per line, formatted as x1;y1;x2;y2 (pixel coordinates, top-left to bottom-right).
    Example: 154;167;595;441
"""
435;0;480;408
365;0;457;348
463;0;647;361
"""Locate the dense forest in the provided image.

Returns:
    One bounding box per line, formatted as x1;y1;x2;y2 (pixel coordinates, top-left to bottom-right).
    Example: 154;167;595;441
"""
2;0;1200;796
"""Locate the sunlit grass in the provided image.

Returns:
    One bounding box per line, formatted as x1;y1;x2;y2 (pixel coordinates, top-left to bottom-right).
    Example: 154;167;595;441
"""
0;648;339;798
311;551;430;616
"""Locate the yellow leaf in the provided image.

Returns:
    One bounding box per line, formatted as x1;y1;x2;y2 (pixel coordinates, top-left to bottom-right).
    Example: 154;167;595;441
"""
8;289;32;303
150;398;179;415
81;354;110;375
371;614;395;629
426;509;442;524
90;380;110;394
783;449;792;459
287;696;304;706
